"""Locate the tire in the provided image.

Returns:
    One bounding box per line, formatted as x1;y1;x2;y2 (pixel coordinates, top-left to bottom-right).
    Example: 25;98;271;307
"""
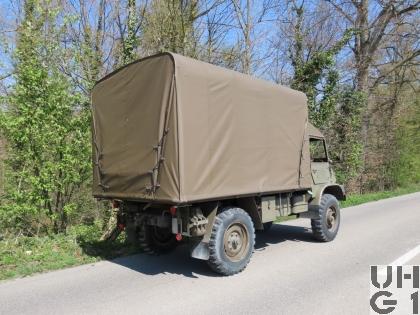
311;194;341;242
132;217;177;254
148;225;178;252
207;207;255;276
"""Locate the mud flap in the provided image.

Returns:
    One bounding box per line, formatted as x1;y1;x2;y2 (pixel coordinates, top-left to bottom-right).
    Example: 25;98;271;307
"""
190;241;210;260
190;202;218;261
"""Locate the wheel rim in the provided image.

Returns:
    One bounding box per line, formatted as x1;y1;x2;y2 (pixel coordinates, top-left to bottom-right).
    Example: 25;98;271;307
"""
326;206;338;231
223;222;249;262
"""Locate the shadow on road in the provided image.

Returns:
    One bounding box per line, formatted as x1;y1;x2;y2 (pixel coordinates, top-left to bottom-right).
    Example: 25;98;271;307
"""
101;223;315;278
110;245;215;278
255;223;315;250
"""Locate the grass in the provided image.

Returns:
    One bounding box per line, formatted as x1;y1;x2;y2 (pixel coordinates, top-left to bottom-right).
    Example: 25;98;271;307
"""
341;182;420;208
275;214;297;223
1;183;419;281
0;233;97;281
0;223;140;281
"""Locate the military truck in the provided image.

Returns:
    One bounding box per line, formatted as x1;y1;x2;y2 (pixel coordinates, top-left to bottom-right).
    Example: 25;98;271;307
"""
91;52;345;276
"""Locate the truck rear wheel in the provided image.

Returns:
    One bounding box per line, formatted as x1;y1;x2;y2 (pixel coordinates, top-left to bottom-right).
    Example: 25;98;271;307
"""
311;194;340;242
129;217;177;254
207;207;255;276
148;226;178;252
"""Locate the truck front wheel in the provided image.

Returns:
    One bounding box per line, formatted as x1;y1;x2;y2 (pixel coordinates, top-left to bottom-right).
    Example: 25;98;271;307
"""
311;194;341;242
207;207;255;276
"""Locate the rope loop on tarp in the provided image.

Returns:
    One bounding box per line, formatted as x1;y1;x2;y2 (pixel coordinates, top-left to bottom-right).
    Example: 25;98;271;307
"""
145;74;176;196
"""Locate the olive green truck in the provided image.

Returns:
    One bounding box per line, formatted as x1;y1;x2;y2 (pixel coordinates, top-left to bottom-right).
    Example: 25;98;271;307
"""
91;52;345;276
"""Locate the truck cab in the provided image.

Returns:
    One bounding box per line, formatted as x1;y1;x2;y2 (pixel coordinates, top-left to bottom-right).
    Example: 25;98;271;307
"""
307;123;345;206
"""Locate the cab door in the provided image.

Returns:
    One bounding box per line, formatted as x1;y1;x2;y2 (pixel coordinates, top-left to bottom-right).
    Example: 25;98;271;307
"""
310;138;331;184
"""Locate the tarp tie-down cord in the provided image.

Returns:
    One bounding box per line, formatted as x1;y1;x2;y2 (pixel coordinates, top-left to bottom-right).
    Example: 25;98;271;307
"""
297;119;308;187
94;147;109;190
146;75;176;196
147;128;169;194
91;104;109;190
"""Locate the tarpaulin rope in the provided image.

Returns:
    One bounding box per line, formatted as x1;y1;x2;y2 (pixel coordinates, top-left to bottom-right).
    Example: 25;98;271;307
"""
297;119;308;187
146;74;176;196
91;100;109;190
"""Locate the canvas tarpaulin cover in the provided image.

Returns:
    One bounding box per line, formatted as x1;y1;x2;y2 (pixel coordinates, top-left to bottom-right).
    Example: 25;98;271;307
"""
92;53;311;203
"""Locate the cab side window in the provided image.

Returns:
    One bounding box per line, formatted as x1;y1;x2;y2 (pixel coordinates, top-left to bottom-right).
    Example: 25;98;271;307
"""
310;138;328;162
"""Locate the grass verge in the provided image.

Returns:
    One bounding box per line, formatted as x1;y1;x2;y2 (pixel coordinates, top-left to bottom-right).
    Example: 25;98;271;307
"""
341;183;420;208
0;223;139;281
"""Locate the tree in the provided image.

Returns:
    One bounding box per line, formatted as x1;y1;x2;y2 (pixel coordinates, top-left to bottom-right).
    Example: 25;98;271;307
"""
142;0;200;56
115;0;148;66
325;0;420;190
122;0;139;64
393;96;420;186
229;0;274;74
0;0;91;234
231;0;253;74
326;0;419;93
200;0;240;68
365;19;420;190
284;1;351;128
66;0;113;93
328;87;365;187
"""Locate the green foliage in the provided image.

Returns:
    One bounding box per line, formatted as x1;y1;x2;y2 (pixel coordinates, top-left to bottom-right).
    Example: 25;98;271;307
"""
122;0;139;65
0;228;97;280
0;0;91;234
290;4;353;128
114;0;140;67
291;33;350;128
328;87;365;186
392;97;420;186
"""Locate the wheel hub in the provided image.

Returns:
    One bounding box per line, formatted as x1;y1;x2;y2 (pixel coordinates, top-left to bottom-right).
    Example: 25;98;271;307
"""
326;207;337;230
223;223;249;262
227;232;242;251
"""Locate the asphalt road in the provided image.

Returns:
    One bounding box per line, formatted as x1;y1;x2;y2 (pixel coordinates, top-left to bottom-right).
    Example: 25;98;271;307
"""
1;193;419;315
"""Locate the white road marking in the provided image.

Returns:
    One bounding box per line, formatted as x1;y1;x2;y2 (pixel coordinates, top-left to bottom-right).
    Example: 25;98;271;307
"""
379;244;420;275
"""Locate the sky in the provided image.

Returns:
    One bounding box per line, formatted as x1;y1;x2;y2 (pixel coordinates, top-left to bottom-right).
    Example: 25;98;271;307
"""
0;0;378;94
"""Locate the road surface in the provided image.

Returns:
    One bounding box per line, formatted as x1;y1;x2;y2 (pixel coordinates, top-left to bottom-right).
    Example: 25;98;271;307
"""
1;192;419;315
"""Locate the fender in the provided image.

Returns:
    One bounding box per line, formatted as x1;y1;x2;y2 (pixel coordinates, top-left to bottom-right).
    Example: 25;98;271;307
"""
310;184;346;206
190;197;264;260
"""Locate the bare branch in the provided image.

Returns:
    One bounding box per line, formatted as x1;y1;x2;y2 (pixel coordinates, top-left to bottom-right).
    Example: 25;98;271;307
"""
0;72;13;81
325;0;354;24
372;49;420;87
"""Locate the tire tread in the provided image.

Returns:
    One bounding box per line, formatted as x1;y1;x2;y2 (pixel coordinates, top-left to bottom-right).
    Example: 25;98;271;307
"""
207;207;255;276
311;194;340;242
